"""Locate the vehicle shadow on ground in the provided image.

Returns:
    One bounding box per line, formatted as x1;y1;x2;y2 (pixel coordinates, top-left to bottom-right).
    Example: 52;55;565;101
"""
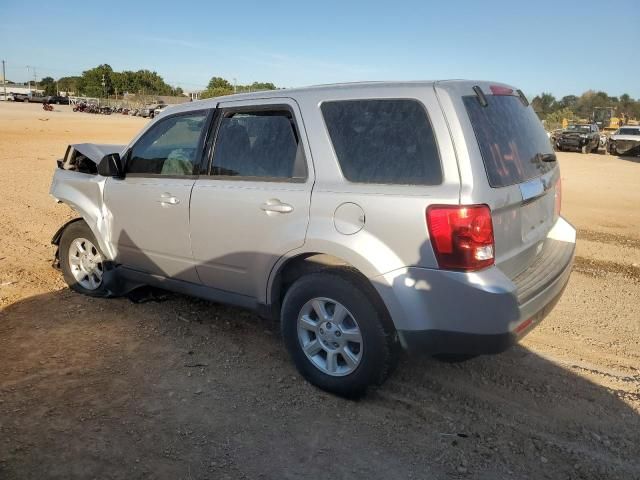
1;287;638;480
615;154;640;164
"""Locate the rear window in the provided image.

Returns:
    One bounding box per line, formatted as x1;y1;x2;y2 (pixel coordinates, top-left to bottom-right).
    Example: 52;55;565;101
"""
321;99;442;185
463;95;555;188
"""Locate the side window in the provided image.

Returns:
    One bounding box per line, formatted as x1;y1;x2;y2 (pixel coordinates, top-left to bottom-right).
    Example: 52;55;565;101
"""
127;112;208;176
321;99;442;185
211;109;306;180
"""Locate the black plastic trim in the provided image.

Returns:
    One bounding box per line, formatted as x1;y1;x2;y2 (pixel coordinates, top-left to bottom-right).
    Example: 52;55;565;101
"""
113;266;257;311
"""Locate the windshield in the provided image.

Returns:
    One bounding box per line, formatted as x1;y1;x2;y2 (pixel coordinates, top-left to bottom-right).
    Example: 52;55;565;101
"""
618;128;640;136
463;95;555;188
567;125;591;133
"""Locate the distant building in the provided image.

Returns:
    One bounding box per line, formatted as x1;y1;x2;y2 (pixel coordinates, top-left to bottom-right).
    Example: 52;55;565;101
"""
0;84;44;99
184;90;202;101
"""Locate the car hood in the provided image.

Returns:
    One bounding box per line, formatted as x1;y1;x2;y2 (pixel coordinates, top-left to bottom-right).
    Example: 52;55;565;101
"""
71;143;126;164
611;135;640;142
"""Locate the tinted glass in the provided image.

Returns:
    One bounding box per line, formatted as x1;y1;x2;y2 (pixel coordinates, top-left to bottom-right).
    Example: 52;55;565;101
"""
127;113;207;175
567;124;591;133
212;111;304;179
321;100;442;185
463;95;555;188
619;128;640;136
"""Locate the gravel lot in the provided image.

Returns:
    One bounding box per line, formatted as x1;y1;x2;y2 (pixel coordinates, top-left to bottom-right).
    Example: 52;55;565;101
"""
0;102;639;479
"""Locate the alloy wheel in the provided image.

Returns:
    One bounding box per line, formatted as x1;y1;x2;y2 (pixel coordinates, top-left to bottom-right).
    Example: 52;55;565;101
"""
68;238;104;290
297;297;363;376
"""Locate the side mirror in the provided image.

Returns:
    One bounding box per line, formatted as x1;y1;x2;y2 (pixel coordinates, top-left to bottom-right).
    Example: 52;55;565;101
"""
98;153;125;178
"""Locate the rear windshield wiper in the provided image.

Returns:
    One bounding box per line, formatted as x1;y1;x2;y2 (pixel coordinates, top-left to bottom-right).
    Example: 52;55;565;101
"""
537;153;556;163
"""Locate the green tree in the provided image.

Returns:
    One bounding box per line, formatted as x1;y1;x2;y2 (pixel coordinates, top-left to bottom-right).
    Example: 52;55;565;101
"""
531;92;557;117
79;64;113;97
39;76;56;96
544;108;574;130
201;76;277;98
558;95;578;110
207;77;233;91
201;86;233;99
57;76;81;95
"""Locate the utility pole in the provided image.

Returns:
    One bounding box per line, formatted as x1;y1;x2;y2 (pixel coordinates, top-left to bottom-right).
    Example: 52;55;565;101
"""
2;60;6;100
233;78;237;93
26;65;32;93
101;74;106;103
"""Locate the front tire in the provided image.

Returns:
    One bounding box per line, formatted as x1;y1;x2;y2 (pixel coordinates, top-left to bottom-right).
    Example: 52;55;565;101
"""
59;221;110;297
281;272;398;397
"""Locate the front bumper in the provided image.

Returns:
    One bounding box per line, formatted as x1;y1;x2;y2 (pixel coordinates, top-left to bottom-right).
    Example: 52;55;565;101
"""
373;217;576;355
559;137;589;149
610;141;640;156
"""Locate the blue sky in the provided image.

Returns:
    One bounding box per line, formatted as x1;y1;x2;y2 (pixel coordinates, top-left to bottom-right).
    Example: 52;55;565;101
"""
1;0;639;97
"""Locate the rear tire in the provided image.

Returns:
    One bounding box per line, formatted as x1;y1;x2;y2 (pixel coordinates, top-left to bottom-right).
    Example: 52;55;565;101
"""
59;221;110;297
281;272;398;397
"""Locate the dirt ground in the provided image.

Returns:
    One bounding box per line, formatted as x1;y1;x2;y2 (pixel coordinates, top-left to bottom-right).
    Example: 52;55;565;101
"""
0;101;638;480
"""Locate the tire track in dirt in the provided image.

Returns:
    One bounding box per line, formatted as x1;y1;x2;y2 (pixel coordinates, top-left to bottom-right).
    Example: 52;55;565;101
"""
574;255;640;282
577;228;640;249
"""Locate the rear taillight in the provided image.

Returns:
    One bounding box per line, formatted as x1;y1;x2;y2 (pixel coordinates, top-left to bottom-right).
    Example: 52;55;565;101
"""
554;177;562;217
426;205;495;271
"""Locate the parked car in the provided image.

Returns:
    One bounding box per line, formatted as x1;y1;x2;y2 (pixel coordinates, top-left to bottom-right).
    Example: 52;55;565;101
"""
153;104;170;118
12;93;29;102
556;123;601;153
49;81;576;397
607;126;640;156
13;93;49;103
139;104;160;118
45;95;70;105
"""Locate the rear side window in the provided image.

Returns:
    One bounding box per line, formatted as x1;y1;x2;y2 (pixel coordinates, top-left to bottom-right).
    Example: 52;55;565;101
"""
321;100;442;185
211;110;306;180
463;95;554;188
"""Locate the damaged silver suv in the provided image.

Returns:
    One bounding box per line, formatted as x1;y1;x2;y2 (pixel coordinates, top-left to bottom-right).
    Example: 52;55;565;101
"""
50;81;576;396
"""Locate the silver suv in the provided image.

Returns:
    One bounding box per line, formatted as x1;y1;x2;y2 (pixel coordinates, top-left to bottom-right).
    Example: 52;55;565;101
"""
50;80;576;396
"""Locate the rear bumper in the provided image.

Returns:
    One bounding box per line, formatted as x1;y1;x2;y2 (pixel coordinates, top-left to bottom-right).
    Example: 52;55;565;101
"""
398;262;570;354
373;217;576;355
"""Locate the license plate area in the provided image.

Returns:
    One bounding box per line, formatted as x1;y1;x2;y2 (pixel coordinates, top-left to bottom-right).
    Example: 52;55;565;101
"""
520;196;552;242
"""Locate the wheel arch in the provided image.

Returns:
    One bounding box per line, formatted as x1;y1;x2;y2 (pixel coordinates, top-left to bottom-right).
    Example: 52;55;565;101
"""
266;251;396;333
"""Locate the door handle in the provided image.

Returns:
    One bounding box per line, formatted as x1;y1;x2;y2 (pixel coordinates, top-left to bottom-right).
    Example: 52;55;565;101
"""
157;193;180;206
260;199;294;214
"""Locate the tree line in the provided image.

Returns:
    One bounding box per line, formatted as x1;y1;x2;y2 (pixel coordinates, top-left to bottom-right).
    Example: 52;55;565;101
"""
531;90;640;129
27;65;277;100
199;77;277;98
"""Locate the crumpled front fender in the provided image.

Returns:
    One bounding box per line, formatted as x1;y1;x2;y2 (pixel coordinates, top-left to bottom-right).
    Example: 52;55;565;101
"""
49;169;114;260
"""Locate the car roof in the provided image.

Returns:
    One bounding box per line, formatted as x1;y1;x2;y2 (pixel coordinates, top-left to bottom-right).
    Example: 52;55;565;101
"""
166;79;506;114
